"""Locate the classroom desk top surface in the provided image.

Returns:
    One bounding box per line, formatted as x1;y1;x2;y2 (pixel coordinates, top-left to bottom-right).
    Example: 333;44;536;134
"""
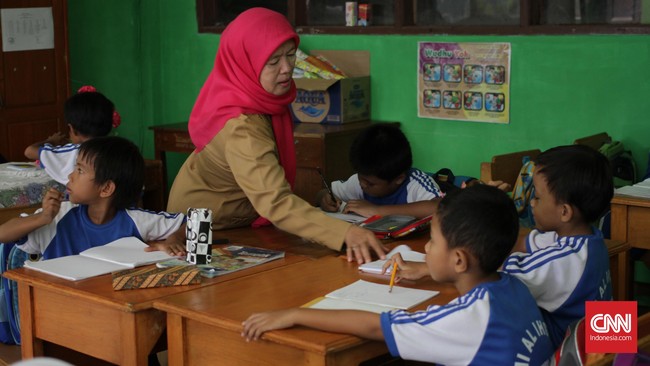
2;225;341;365
154;251;455;365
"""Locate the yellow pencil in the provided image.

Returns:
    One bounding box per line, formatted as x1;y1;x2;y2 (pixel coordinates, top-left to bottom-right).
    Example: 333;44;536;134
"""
388;263;398;293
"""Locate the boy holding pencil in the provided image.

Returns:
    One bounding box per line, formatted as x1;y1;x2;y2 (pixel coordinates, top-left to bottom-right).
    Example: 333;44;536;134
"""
242;185;554;364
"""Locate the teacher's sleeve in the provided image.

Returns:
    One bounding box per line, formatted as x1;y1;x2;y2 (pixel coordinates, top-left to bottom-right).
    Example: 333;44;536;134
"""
225;119;351;251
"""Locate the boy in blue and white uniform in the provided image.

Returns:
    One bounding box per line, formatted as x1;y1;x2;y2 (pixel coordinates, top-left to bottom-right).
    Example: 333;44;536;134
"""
24;86;118;185
242;185;554;365
1;136;186;259
503;144;613;348
318;123;442;219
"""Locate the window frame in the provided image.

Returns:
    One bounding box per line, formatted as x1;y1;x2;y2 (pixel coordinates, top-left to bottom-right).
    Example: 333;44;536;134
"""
196;0;650;35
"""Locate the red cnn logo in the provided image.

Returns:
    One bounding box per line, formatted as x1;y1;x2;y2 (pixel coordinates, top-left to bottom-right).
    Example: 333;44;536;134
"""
585;301;637;353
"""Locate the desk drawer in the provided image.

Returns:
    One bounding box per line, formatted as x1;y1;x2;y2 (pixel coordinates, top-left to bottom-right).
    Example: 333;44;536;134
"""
157;132;195;152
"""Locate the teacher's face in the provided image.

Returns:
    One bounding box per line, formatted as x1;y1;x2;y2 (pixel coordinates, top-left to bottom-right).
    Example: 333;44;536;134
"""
260;40;296;96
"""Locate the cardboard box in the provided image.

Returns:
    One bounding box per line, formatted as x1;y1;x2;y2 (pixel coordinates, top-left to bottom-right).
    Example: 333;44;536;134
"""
291;50;370;124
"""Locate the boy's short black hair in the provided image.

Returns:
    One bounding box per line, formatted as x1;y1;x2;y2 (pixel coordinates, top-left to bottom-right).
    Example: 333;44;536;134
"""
349;123;412;181
64;92;114;138
437;184;519;274
78;136;144;210
535;145;613;223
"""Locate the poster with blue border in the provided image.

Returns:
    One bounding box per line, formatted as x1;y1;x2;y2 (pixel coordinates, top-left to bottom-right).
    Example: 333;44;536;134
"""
418;42;511;124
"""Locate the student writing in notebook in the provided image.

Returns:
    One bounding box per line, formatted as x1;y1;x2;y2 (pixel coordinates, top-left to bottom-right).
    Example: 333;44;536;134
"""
24;85;120;185
317;123;443;219
0;136;186;259
242;185;554;364
502;145;614;348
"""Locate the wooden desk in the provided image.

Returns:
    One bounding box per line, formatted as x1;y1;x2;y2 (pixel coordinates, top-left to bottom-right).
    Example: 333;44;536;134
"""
3;226;332;365
611;194;650;300
154;253;457;366
150;121;397;207
611;194;650;250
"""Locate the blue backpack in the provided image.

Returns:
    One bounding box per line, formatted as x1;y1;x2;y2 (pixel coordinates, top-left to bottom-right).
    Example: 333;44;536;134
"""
0;243;30;345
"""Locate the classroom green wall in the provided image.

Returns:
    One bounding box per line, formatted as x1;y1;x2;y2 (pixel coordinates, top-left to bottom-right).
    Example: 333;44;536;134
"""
68;1;650;189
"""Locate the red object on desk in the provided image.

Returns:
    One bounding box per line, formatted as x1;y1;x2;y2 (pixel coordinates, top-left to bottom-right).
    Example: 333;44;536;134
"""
361;214;432;239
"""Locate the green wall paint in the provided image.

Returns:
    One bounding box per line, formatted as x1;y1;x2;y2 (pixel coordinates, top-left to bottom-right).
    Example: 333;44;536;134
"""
68;1;650;190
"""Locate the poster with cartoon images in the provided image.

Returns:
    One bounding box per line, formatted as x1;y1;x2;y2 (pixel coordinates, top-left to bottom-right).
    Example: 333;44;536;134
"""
418;42;511;124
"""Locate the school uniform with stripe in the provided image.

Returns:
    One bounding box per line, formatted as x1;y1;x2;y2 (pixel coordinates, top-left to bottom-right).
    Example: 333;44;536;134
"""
332;168;442;204
381;273;554;365
38;143;80;185
503;228;612;348
14;201;185;260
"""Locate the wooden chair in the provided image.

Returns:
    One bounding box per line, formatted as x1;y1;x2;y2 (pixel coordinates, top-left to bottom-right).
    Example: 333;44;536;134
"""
0;204;39;225
480;149;541;189
573;132;611;151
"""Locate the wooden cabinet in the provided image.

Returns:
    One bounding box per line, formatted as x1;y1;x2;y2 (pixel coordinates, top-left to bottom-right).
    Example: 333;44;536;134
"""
0;0;70;162
292;121;398;204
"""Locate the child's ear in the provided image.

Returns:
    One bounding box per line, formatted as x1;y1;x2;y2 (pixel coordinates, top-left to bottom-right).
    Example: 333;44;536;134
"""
99;180;116;198
560;203;574;223
394;172;407;186
452;248;469;273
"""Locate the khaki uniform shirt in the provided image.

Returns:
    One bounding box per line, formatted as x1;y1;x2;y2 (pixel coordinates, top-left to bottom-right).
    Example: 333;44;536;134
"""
167;114;350;251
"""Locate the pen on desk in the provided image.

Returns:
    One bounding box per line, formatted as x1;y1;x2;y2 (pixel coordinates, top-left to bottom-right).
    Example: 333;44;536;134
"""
317;167;337;202
388;263;398;293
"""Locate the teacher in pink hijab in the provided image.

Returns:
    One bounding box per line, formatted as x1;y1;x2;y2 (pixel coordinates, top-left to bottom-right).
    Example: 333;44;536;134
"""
167;8;386;264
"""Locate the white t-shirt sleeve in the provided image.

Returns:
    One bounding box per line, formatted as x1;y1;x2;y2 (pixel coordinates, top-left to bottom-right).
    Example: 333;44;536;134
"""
381;296;489;364
126;209;186;241
405;169;443;202
504;230;586;312
39;144;79;185
331;174;364;202
17;202;76;254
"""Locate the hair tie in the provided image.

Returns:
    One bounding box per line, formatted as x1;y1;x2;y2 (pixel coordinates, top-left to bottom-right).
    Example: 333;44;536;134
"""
112;110;121;128
77;85;97;93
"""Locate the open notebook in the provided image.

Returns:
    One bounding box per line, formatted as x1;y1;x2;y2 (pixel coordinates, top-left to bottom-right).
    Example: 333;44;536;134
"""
24;237;175;281
305;279;438;314
358;244;425;275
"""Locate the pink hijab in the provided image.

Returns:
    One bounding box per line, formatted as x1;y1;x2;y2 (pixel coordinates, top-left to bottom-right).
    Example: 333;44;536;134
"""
188;7;299;187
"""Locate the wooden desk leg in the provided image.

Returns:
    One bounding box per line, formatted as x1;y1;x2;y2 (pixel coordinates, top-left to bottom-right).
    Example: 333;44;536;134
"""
610;203;628;243
119;310;166;366
18;282;44;359
166;313;186;366
617;250;629;301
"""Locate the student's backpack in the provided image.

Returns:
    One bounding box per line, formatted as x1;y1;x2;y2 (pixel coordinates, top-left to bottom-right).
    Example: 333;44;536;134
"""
0;243;30;345
511;157;536;228
599;140;637;188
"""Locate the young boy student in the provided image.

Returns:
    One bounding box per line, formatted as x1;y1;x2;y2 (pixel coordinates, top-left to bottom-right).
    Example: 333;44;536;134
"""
0;136;185;259
502;144;614;348
24;85;120;185
317;123;442;219
243;185;555;364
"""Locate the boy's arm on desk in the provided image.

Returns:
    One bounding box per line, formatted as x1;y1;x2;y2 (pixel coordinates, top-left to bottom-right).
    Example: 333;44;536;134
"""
344;198;440;219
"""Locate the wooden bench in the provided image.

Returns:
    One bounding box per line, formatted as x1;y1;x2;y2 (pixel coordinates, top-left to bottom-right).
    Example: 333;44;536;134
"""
480;149;541;190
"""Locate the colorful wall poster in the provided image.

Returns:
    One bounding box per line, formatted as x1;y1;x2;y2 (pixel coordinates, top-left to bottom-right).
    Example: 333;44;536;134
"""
418;42;511;124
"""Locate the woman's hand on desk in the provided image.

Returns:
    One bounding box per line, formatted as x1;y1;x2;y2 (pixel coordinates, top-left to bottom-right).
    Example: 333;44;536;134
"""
344;225;388;264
